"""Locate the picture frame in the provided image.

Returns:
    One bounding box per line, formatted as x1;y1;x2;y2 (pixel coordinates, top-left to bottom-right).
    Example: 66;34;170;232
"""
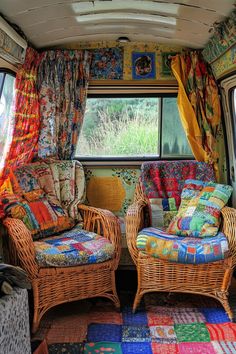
161;52;177;76
132;52;156;80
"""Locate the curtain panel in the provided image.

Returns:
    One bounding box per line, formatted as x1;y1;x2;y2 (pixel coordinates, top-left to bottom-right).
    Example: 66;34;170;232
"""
0;47;41;187
37;50;91;160
171;52;221;177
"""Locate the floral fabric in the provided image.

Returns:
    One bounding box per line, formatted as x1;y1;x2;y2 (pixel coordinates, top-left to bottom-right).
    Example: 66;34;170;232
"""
34;224;114;267
167;179;232;237
37;50;91;160
136;227;229;264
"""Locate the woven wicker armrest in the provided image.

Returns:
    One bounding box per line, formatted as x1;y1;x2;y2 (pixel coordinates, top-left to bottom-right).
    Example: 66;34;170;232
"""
78;204;121;250
221;206;236;267
126;200;147;265
3;217;39;278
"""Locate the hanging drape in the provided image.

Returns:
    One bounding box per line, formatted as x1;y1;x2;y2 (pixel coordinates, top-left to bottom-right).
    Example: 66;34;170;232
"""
37;50;91;160
171;52;221;176
0;47;41;187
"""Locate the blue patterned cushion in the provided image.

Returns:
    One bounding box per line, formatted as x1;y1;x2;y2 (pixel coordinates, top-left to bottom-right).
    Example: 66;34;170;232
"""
137;227;229;264
34;224;114;267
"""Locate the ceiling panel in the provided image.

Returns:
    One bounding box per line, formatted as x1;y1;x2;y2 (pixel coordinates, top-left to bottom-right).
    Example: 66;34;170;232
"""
0;0;234;49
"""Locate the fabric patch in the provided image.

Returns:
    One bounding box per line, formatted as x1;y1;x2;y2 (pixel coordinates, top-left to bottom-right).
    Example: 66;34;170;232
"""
34;225;114;267
149;325;177;343
137;227;229;264
122;307;148;325
122;325;151;342
151;343;179;354
84;342;122;354
175;323;211;342
211;341;236;353
172;310;206;324
10;165;43;196
121;342;153;354
206;323;236;341
149;198;177;228
147;312;174;326
178;342;216;354
87;324;122;342
201;308;231;323
48;343;84;354
167;179;232;237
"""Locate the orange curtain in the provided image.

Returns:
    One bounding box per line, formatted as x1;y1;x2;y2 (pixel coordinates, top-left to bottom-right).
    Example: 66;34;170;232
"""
0;47;41;187
171;52;221;177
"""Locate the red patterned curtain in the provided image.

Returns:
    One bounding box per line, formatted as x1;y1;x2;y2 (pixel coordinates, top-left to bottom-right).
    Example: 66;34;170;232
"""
0;47;41;186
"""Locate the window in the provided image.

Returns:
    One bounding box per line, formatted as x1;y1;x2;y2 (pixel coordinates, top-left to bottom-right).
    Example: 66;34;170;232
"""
0;70;16;168
76;94;192;160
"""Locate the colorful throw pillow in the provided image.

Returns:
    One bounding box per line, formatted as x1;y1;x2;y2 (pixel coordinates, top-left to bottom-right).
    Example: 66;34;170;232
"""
167;179;233;237
3;195;74;240
149;198;177;229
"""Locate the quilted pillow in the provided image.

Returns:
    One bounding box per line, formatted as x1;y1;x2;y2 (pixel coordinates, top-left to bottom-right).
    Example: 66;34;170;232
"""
6;163;75;239
148;198;177;229
167;179;233;237
1;194;74;240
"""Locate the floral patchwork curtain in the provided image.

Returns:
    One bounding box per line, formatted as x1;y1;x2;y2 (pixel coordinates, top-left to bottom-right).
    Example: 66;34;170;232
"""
0;47;41;187
37;50;91;160
171;52;221;177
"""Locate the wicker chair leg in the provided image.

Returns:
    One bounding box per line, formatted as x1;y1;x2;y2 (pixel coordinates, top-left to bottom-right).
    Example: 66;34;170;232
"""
216;291;233;321
133;289;142;313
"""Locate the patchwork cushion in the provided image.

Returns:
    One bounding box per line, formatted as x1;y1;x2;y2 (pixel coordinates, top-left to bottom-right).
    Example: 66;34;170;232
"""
136;227;229;264
34;224;115;267
2;194;74;240
167;179;233;237
148;198;177;228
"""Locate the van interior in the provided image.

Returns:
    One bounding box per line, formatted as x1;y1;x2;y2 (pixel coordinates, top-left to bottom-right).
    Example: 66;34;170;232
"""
0;1;236;353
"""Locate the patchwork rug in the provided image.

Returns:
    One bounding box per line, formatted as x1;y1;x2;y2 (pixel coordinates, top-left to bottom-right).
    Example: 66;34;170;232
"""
32;291;236;354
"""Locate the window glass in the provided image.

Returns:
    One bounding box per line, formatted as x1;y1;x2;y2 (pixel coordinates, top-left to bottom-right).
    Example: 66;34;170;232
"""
162;97;192;157
76;95;192;159
0;71;15;168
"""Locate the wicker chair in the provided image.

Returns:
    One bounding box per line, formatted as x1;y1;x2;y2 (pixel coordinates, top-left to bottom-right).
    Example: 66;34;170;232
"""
3;160;121;333
126;160;236;320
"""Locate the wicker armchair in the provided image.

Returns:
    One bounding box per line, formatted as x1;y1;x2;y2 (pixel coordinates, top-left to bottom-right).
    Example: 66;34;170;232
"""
126;161;236;320
3;160;121;333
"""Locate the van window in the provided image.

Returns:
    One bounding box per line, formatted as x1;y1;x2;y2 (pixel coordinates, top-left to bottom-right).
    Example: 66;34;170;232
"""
76;96;192;159
0;70;15;168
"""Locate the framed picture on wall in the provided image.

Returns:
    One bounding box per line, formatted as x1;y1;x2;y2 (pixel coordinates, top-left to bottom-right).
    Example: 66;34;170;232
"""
90;47;123;80
132;52;156;79
161;52;177;76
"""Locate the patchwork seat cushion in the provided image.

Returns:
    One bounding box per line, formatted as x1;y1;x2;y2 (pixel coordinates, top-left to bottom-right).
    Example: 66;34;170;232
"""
137;227;229;264
34;224;115;267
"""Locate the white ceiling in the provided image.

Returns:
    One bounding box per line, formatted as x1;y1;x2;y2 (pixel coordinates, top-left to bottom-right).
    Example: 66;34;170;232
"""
0;0;235;49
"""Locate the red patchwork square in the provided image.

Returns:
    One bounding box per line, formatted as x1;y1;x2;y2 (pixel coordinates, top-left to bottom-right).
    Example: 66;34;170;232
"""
147;312;174;326
151;343;179;354
206;323;236;341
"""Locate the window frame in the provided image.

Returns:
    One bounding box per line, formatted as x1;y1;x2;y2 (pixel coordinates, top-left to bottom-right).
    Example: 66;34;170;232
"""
77;82;194;165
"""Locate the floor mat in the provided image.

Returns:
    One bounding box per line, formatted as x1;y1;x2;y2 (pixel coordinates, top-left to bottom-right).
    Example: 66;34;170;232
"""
32;291;236;354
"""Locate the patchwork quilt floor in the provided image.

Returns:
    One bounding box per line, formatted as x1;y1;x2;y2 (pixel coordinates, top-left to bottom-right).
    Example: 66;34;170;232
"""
32;290;236;354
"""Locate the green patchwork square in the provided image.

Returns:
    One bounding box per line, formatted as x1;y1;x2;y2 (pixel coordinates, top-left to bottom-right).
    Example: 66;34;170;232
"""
174;323;210;342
